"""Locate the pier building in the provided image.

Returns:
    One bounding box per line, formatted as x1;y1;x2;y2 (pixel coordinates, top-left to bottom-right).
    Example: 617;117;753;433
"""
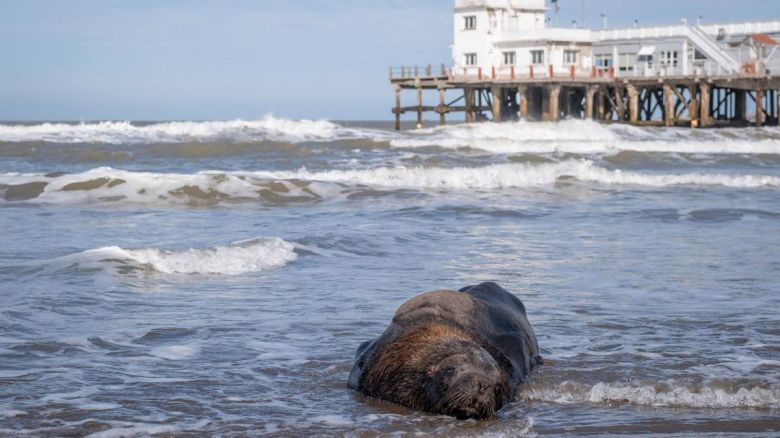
391;0;780;129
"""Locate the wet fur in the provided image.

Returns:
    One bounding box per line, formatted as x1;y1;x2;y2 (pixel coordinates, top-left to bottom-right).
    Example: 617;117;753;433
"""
349;282;542;419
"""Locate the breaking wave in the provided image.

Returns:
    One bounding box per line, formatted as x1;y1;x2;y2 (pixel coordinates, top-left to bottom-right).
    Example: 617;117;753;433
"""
391;120;780;155
0;115;389;144
57;238;298;275
250;161;780;189
1;162;778;205
3;118;780;158
519;380;780;410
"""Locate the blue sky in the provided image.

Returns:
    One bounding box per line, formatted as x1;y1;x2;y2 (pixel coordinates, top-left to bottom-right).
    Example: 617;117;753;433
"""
1;0;778;121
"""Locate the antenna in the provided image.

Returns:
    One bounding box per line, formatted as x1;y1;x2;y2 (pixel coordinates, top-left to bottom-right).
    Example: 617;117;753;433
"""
600;13;608;29
551;0;560;27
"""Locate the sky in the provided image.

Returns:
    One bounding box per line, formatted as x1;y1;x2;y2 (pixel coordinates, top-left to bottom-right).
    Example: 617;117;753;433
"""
1;0;778;121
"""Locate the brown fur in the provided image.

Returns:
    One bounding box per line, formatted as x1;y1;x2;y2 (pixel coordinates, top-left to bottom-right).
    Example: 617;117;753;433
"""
349;283;541;419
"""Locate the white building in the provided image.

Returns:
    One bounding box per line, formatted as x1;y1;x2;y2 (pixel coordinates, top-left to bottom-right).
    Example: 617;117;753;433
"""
452;0;780;80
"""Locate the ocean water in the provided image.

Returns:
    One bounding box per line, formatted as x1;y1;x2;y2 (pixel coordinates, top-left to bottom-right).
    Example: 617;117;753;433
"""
0;116;779;437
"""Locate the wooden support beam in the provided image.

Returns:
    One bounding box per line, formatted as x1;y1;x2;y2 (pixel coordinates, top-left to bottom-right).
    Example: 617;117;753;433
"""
438;87;447;126
615;87;626;122
700;83;714;128
597;89;606;121
627;84;639;124
585;86;597;120
519;86;528;120
735;90;747;122
394;85;401;131
548;85;561;122
491;85;503;122
663;83;675;127
464;88;475;124
688;84;699;128
416;83;423;129
756;89;765;127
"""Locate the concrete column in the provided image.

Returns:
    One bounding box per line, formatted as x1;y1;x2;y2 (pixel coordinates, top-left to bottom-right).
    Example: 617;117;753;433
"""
548;85;561;122
394;85;401;131
756;89;766;127
663;83;675;127
518;86;528;120
700;83;714;128
464;88;475;124
735;90;747;123
585;86;597;120
438;87;447;126
491;85;503;122
627;84;639;124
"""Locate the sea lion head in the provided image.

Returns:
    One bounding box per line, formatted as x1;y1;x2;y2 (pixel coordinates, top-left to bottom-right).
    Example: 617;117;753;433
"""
423;340;509;419
356;324;510;419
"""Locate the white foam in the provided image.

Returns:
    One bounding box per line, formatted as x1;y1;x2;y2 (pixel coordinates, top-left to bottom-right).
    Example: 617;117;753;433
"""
2;162;777;208
61;237;298;275
393;120;780;155
0;115;389;144
520;381;780;409
149;345;199;361
246;160;780;189
0;166;334;205
247;340;309;366
1;409;26;418
85;423;180;438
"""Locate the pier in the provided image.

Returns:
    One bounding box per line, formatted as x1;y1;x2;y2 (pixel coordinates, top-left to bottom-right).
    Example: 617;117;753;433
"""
390;66;780;129
391;1;780;130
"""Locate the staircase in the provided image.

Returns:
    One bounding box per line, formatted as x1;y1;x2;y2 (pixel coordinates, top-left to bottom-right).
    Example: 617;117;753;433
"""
685;25;741;74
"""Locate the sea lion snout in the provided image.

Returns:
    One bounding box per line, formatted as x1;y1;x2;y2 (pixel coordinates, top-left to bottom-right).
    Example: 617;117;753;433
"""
434;371;507;420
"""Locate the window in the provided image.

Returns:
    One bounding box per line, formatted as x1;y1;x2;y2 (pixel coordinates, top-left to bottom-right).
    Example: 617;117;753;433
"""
530;50;544;65
464;53;477;66
660;50;679;67
618;53;636;72
564;50;579;64
503;51;516;66
464;15;477;30
595;54;613;71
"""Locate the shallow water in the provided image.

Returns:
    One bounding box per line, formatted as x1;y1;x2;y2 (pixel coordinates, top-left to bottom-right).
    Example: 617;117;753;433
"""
1;117;779;436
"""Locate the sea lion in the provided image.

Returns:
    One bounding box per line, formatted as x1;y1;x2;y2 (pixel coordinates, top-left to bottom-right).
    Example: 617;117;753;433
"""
348;282;542;419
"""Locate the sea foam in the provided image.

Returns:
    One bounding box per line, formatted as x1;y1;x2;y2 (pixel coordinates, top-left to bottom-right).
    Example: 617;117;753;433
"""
2;162;778;206
60;238;298;275
241;160;780;189
519;380;780;409
0;115;387;144
392;119;780;155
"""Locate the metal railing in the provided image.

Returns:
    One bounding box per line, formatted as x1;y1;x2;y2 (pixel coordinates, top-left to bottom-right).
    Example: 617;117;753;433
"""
450;64;612;81
389;64;450;80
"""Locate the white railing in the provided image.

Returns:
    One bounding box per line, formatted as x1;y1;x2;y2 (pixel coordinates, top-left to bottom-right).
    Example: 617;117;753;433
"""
451;64;605;81
594;20;780;41
454;0;545;10
492;28;593;44
594;25;689;42
699;21;780;37
688;25;741;73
